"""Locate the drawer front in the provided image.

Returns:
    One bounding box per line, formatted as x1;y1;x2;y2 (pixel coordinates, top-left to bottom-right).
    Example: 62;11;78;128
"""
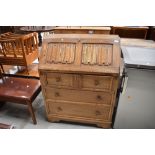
45;87;112;105
47;100;111;120
45;73;73;88
81;75;113;91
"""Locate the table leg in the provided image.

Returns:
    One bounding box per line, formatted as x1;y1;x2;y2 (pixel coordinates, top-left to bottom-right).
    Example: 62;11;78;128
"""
38;32;42;46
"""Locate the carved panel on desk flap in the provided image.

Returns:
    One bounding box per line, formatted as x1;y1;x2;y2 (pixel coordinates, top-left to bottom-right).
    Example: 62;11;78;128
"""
81;44;113;66
46;43;76;64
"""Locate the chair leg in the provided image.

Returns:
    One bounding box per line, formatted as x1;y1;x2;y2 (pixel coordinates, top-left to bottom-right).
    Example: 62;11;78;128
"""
25;65;29;76
27;101;37;124
0;64;5;73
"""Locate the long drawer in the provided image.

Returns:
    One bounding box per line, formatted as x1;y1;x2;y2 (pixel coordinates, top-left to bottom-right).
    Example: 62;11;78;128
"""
45;87;113;105
47;100;111;120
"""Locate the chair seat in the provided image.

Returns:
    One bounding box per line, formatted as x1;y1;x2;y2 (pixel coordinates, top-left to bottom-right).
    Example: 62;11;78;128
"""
0;76;41;124
0;77;41;103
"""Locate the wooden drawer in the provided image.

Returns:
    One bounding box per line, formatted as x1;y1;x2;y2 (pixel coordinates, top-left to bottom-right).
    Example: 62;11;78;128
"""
81;75;113;91
47;100;111;120
45;72;73;88
45;87;112;105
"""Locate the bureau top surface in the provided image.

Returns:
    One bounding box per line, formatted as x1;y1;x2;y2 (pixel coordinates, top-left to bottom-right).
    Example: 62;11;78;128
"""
39;34;121;75
54;26;111;30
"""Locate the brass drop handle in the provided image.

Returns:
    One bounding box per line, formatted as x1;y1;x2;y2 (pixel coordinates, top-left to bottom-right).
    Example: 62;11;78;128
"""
55;92;60;97
57;107;62;112
56;77;61;82
96;95;102;100
94;80;99;86
95;110;101;116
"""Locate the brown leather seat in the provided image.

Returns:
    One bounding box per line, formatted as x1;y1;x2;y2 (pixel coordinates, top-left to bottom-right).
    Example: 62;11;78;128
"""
0;76;41;124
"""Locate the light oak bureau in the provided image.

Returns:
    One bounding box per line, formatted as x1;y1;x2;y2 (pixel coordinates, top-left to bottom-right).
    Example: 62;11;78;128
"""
39;34;121;128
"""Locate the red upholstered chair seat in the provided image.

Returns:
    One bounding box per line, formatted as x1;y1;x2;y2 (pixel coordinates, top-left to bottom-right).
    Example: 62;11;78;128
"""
0;76;41;124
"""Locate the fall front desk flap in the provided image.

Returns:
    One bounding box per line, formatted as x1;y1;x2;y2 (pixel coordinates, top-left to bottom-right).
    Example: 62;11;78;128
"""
39;34;121;75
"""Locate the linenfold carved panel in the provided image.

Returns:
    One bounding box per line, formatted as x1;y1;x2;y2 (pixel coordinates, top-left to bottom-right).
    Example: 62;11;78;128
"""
82;44;113;66
46;43;76;64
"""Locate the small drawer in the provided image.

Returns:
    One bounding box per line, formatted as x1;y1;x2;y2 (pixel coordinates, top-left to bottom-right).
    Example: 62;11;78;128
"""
47;100;111;120
45;72;73;88
81;75;113;91
45;87;112;105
